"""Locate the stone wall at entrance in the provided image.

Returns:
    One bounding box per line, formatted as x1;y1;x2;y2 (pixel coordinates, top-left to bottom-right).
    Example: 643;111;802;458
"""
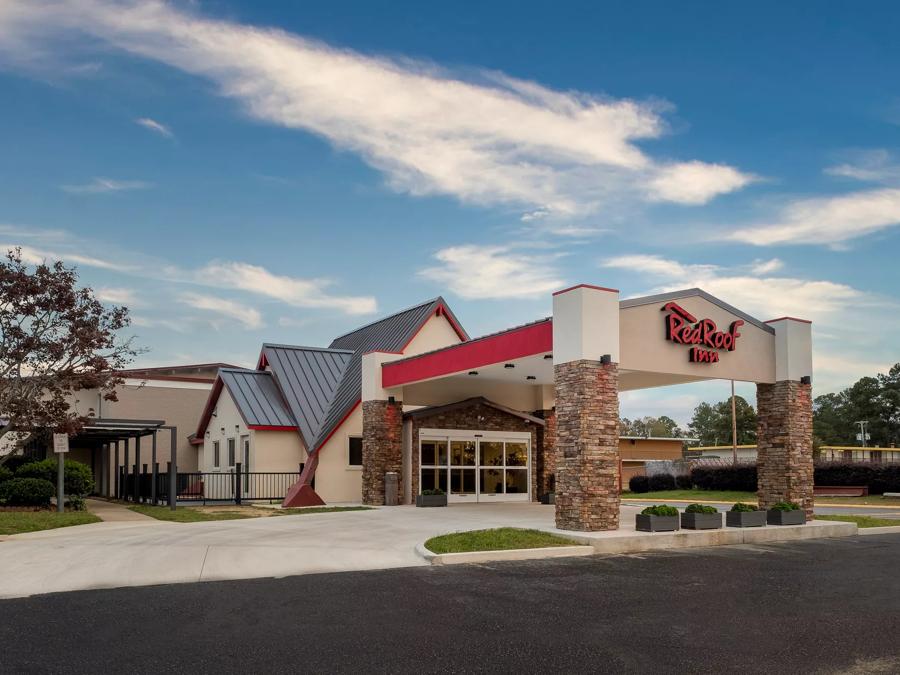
408;401;540;500
362;399;403;505
535;409;556;498
757;380;814;518
554;360;620;531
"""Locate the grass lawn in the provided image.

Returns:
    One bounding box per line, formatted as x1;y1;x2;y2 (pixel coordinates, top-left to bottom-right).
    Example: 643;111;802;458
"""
0;511;101;535
425;527;578;554
622;489;900;507
128;505;255;522
129;504;373;522
814;515;900;528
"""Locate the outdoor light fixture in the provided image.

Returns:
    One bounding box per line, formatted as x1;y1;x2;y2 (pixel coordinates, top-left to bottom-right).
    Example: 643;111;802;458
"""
388;396;396;403
468;371;478;376
526;375;536;380
504;363;515;369
801;376;812;385
600;354;612;365
543;354;553;360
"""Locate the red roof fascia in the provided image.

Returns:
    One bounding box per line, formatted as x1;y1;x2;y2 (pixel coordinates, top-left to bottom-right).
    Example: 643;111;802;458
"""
382;319;552;388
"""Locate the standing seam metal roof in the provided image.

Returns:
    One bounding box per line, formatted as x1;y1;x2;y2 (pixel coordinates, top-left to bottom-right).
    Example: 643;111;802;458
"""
261;345;353;448
309;297;458;452
219;369;295;428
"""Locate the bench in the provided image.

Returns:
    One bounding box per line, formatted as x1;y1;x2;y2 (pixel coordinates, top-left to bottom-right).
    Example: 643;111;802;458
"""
813;485;868;497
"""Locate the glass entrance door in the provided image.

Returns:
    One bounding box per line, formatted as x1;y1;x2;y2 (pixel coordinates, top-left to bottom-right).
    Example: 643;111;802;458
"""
420;433;530;503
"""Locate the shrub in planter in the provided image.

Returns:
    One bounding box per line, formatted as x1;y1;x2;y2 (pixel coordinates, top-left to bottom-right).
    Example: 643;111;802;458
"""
0;477;55;507
416;488;447;507
16;459;94;497
767;501;806;525
636;504;679;532
681;503;722;530
628;475;650;494
647;473;676;492
675;474;693;490
726;502;766;528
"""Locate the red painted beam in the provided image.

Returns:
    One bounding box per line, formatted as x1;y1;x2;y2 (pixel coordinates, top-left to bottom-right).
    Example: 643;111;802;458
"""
382;319;552;388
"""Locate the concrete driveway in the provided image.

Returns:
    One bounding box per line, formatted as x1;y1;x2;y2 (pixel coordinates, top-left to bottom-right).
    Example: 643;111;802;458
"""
0;502;588;598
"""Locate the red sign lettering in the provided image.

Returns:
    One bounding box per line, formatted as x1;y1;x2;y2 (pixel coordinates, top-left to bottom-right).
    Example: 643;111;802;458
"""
661;302;742;364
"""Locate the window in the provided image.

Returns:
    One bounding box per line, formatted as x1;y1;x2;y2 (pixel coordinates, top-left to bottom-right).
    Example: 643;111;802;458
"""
348;436;363;466
227;438;236;467
213;441;220;468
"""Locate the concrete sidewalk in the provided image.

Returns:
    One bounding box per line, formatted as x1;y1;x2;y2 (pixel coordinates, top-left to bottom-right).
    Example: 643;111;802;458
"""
86;499;157;522
0;502;860;599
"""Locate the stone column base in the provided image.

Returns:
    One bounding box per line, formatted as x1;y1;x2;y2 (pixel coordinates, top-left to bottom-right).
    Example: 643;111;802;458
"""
757;380;814;519
554;360;620;531
362;399;403;506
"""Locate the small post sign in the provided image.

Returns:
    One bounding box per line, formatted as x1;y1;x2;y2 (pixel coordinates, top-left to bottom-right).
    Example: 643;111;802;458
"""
53;433;70;454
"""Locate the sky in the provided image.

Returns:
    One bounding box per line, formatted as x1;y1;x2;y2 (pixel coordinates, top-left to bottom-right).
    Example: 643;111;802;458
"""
1;0;899;428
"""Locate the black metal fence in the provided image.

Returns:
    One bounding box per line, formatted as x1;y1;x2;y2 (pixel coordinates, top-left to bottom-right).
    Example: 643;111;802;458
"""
117;463;301;505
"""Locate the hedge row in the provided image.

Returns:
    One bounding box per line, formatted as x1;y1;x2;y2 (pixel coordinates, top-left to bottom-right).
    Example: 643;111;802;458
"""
630;463;900;495
0;458;94;507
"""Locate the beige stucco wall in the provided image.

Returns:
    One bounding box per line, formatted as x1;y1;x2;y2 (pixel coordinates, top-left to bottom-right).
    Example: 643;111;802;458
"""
619;296;777;385
403;313;464;356
249;429;307;472
199;385;247;473
314;404;363;503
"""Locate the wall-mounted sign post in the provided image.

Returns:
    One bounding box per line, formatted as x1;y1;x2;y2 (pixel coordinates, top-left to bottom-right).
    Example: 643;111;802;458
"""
52;433;69;513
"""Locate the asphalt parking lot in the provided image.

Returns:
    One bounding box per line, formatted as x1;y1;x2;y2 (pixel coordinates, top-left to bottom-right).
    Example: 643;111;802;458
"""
2;533;898;674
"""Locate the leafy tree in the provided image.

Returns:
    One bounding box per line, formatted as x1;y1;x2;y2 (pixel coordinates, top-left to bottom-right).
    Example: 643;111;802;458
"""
688;396;756;446
620;415;684;438
0;249;139;456
812;363;900;447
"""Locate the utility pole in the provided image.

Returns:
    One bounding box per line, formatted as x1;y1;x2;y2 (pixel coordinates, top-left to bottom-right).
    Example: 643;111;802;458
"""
731;380;738;465
855;420;869;448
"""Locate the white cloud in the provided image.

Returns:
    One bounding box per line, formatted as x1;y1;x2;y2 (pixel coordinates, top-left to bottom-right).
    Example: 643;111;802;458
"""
135;117;173;138
729;187;900;246
195;261;376;315
601;254;862;323
1;242;132;272
420;245;565;299
178;292;262;329
0;0;752;215
649;161;756;205
95;286;135;304
749;258;783;275
61;177;151;194
824;149;900;184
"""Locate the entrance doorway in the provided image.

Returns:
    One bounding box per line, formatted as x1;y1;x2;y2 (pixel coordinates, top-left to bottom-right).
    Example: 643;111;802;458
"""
419;429;531;503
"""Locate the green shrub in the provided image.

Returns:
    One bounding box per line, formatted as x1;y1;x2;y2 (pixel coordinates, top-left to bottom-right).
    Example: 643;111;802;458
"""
675;474;693;490
0;477;55;506
421;488;445;496
628;475;650;493
769;501;801;512
16;459;94;497
730;502;759;512
65;496;87;511
691;465;758;491
685;503;717;514
0;465;13;485
641;504;679;517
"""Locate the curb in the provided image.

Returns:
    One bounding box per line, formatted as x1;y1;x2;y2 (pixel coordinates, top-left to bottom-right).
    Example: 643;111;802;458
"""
857;526;900;536
415;542;595;566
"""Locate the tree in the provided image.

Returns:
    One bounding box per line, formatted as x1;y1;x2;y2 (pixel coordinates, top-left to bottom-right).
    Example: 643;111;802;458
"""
619;415;684;438
688;396;756;446
812;363;900;447
0;249;139;454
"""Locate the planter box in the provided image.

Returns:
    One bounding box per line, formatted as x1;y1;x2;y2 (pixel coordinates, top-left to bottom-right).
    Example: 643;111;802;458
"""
539;493;555;505
416;494;448;508
726;510;767;528
681;512;722;530
636;514;679;532
767;509;806;526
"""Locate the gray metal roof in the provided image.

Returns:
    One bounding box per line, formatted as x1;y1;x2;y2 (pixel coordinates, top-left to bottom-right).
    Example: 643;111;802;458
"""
619;288;775;334
219;368;295;429
309;297;465;452
261;345;353;448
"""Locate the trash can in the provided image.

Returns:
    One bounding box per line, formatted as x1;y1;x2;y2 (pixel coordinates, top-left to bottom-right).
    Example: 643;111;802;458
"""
384;471;399;506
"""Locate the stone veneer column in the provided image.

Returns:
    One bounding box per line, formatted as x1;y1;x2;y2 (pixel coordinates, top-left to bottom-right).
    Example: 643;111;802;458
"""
756;380;814;518
535;409;557;498
362;399;403;506
554;360;620;531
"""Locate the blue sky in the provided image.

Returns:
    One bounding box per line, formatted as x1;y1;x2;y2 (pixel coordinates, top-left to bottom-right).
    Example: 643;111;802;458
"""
1;0;899;426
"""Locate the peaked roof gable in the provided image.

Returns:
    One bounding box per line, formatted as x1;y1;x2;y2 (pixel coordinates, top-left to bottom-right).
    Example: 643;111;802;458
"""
194;368;296;439
309;297;468;453
259;344;354;448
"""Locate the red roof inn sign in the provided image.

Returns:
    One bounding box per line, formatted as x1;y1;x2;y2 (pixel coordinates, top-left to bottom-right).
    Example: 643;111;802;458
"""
662;302;744;364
